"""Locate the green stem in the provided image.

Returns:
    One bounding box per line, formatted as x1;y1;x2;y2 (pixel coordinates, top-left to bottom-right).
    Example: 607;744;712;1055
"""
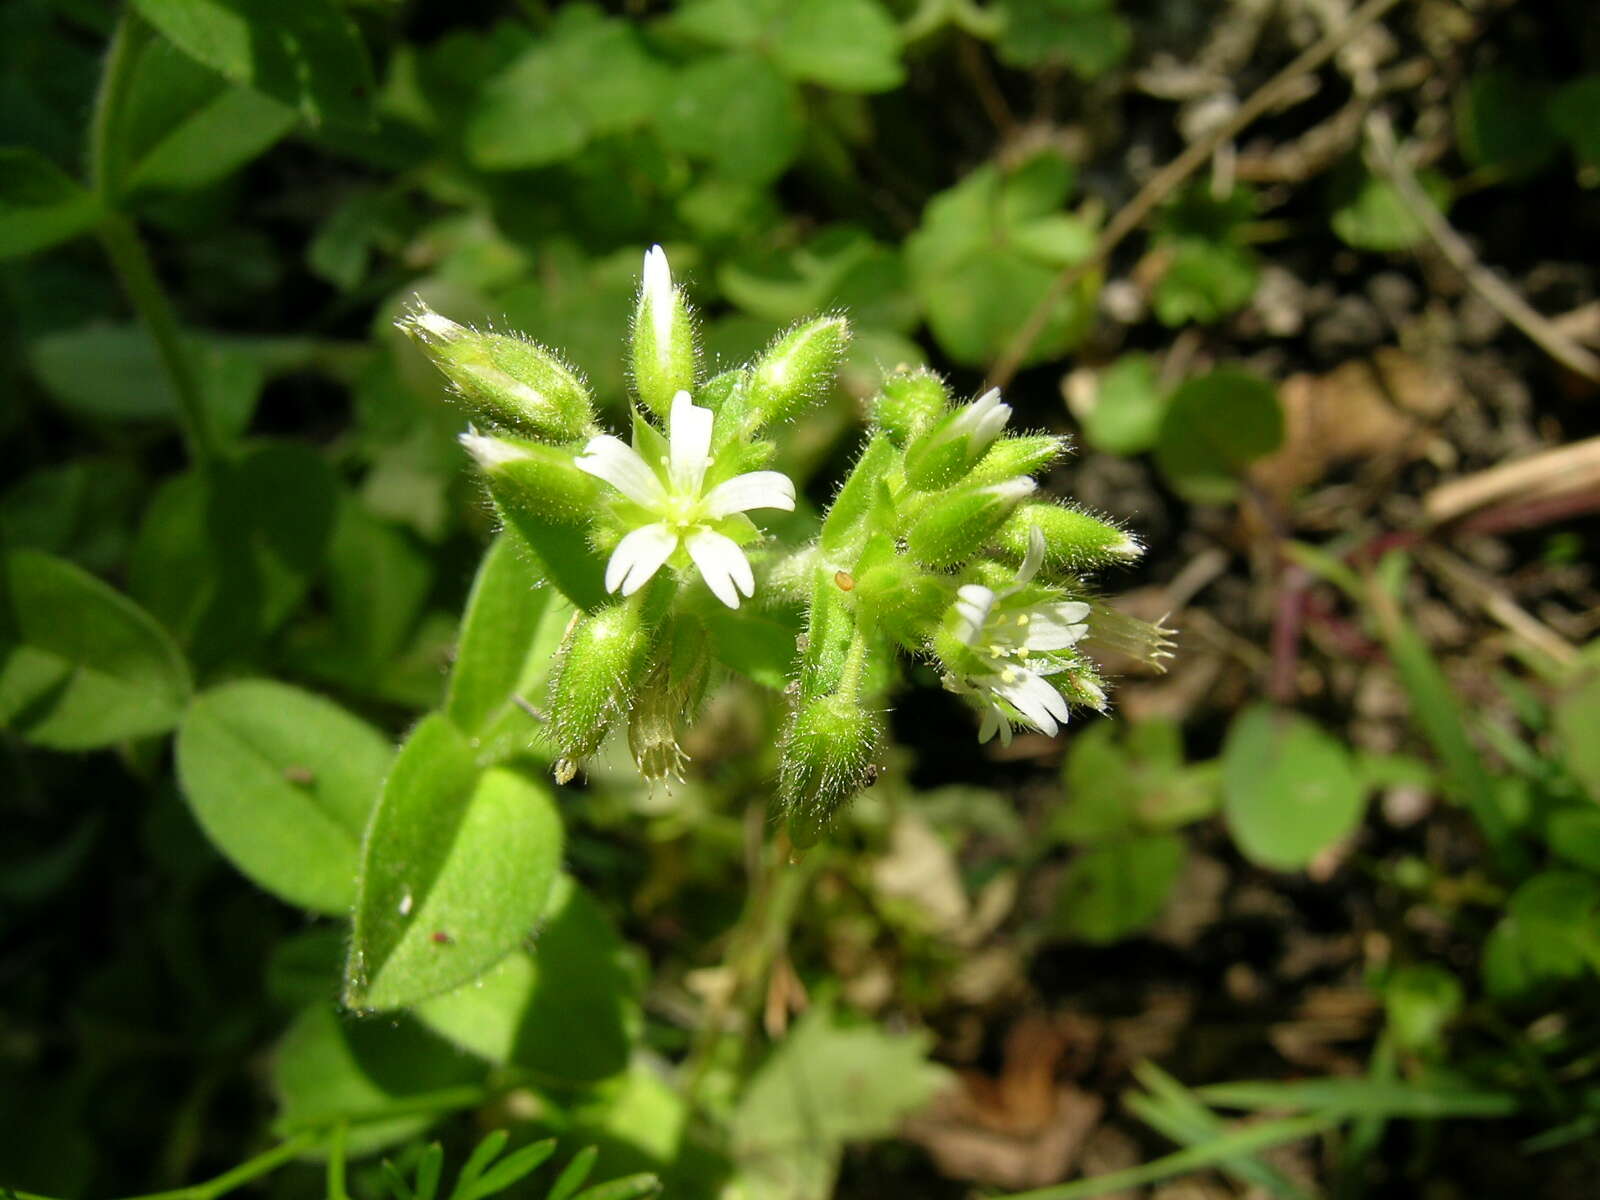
88;8;218;468
97;212;219;466
326;1122;351;1200
110;1130;318;1200
997;1114;1341;1200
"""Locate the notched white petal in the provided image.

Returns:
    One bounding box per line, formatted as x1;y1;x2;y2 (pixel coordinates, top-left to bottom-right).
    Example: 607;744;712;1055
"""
702;470;796;518
576;435;667;507
606;523;677;596
686;528;754;609
668;391;714;493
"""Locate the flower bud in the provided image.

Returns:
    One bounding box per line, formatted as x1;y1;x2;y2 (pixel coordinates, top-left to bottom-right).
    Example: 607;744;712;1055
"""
997;501;1141;570
779;692;884;848
903;388;1012;491
398;303;596;441
872;368;948;444
631;245;696;419
819;435;898;556
965;434;1069;488
549;603;652;771
459;431;598;525
745;315;849;428
906;477;1036;567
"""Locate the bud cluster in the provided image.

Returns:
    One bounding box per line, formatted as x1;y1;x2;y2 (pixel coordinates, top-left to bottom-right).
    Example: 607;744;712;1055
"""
402;247;848;785
403;246;1167;844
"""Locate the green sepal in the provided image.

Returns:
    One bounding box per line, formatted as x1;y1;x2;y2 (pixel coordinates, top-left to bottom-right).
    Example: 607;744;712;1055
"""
780;692;884;849
820;434;899;556
745;315;849;429
854;559;949;651
796;568;857;700
464;434;598;525
399;305;596;441
486;480;607;612
631;260;696;419
966;434;1070;488
906;478;1035;567
548;600;654;768
871;367;949;444
996;501;1139;570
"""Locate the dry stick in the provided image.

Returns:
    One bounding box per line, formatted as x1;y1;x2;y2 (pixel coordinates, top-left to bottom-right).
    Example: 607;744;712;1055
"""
986;0;1409;390
1365;112;1600;384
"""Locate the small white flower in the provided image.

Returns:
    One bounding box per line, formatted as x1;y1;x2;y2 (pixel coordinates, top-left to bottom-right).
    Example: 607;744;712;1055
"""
575;390;795;608
944;525;1090;745
946;387;1012;454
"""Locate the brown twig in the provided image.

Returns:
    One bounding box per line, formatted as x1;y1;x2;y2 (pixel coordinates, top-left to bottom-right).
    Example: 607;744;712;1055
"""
1422;434;1600;526
1364;111;1600;384
985;0;1409;389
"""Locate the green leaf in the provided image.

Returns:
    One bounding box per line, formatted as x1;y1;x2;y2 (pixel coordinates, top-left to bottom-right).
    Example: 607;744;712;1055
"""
702;605;803;691
672;0;902;91
132;0;376;130
1151;239;1259;326
176;680;392;914
327;501;433;671
1055;832;1185;942
1548;75;1600;171
656;52;802;184
345;715;564;1011
905;151;1097;368
1153;368;1283;504
0;549;191;750
106;34;296;197
1456;68;1559;177
769;0;903;91
1482;871;1600;1001
129;443;336;668
272;1004;485;1157
417;878;636;1082
1383;964;1463;1054
0;147;100;259
1553;653;1600;803
27;323;296;437
994;0;1131;78
731;1001;949;1198
1077;352;1169;457
1222;705;1365;870
445;530;572;759
1196;1077;1517;1119
1329;166;1452;252
465;7;665;170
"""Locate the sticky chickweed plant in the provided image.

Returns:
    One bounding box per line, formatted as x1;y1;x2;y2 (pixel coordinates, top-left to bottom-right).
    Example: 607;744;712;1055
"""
400;246;1170;848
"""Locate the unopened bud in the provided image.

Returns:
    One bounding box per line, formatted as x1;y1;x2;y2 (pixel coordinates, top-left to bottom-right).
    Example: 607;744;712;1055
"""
965;434;1069;488
549;604;652;766
906;477;1036;567
746;315;849;428
631;245;696;418
399;303;596;441
997;501;1141;570
460;431;598;525
872;368;949;444
904;388;1013;490
779;692;884;848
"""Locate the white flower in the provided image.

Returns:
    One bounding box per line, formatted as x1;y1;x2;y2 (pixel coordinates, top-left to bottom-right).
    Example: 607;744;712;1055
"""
575;390;795;608
944;526;1091;745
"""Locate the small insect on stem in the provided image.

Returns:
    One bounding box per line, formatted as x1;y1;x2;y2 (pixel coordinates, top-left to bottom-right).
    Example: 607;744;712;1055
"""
283;765;315;786
834;571;855;591
430;931;453;946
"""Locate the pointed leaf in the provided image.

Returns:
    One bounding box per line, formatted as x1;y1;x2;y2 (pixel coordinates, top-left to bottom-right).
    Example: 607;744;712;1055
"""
346;715;564;1010
176;679;392;913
